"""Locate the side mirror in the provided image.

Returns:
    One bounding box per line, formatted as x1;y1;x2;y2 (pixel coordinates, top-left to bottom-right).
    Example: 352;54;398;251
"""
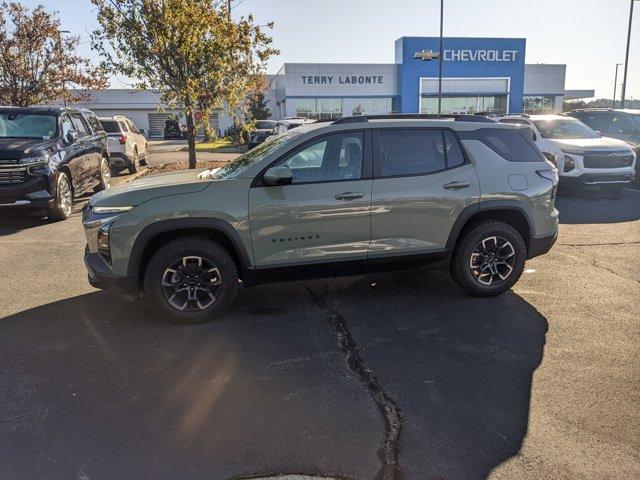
65;129;79;144
532;131;537;141
139;129;146;135
595;130;602;137
263;165;293;186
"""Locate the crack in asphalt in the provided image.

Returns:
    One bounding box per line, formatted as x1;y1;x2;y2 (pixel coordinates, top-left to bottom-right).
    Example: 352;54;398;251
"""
306;286;402;480
591;260;640;284
559;241;640;247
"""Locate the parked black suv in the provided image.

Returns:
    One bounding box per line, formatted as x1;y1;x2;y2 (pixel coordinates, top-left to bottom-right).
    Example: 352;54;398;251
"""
0;106;110;220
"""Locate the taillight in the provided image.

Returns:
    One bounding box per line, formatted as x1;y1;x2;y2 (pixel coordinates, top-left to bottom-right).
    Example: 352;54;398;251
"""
118;134;127;145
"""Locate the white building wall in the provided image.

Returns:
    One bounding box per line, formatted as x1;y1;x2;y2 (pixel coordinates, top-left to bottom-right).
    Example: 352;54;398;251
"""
524;64;566;112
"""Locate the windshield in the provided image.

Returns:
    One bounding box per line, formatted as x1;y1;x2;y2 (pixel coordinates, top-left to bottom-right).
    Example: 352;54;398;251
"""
533;118;599;139
255;120;277;130
212;129;305;179
0;113;58;139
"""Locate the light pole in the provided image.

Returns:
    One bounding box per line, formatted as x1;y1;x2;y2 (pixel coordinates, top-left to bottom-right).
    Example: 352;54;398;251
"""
437;0;444;114
59;30;71;107
613;63;622;108
620;0;635;108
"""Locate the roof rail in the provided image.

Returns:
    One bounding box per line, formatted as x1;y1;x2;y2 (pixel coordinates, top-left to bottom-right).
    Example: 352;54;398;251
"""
332;114;497;124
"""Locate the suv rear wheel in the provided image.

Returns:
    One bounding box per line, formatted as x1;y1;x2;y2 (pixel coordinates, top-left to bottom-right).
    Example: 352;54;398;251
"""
144;237;239;322
128;148;139;174
450;220;526;296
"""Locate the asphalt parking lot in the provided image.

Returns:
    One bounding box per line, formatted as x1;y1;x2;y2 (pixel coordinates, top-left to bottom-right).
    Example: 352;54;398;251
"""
0;179;639;479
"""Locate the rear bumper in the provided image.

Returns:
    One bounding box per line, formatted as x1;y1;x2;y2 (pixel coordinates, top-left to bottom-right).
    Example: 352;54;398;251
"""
85;249;138;298
528;230;558;259
108;151;134;166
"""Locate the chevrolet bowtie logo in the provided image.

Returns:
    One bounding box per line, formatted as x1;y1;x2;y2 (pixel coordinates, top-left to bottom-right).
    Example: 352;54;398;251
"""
413;49;440;61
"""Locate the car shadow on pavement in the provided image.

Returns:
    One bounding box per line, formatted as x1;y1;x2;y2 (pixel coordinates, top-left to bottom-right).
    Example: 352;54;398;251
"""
0;272;547;480
309;270;548;480
556;186;640;224
0;198;89;235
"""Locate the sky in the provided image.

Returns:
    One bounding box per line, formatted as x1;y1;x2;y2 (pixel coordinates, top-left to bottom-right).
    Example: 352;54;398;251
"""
26;0;640;99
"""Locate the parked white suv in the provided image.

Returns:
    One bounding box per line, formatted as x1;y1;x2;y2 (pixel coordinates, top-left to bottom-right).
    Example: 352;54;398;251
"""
498;114;636;191
98;116;149;174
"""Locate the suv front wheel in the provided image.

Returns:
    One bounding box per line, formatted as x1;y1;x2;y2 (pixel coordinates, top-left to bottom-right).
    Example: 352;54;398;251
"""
144;237;239;322
450;220;526;296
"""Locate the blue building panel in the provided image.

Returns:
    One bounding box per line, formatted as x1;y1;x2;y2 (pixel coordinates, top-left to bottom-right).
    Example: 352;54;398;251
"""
395;37;526;114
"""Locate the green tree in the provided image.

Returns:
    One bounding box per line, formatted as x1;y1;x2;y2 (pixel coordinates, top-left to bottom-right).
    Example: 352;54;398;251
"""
0;2;108;106
91;0;277;168
249;90;270;120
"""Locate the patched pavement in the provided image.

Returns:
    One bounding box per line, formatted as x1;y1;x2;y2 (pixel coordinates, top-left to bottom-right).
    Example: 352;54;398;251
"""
0;187;638;479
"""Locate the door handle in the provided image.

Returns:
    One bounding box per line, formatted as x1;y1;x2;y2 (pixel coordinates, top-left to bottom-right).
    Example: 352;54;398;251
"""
443;181;470;190
335;192;365;200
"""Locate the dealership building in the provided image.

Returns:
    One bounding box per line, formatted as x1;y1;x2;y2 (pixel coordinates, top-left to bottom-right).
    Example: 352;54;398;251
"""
68;36;593;137
267;36;593;120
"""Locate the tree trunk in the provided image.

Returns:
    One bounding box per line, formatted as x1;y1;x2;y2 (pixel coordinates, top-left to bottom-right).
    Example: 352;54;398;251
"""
185;109;197;169
202;106;216;143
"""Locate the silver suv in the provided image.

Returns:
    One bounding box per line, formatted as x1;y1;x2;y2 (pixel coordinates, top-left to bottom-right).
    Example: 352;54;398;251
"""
83;114;559;322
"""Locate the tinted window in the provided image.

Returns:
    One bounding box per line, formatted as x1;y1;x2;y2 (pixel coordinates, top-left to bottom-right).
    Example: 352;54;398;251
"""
444;130;465;167
100;120;121;133
499;118;531;126
84;113;103;133
460;128;544;162
276;131;364;184
571;112;612;132
255;120;277;129
611;114;638;133
70;113;89;136
61;115;74;138
379;129;445;177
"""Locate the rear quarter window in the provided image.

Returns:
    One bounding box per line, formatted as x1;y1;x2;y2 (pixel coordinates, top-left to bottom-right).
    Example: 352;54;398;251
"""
459;127;544;162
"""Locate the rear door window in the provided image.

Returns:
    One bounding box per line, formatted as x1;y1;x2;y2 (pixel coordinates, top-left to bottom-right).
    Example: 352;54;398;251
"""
378;129;446;177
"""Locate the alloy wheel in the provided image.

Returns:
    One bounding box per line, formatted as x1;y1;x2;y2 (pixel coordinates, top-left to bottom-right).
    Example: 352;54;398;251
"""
58;175;72;218
161;256;222;311
469;236;516;286
101;158;111;188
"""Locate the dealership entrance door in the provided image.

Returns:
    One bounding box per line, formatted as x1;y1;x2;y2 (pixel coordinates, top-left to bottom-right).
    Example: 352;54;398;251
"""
419;77;510;115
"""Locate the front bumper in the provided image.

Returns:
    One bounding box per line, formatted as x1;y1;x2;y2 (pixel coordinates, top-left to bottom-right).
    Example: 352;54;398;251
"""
0;176;54;209
85;248;138;298
560;172;634;185
528;230;558;259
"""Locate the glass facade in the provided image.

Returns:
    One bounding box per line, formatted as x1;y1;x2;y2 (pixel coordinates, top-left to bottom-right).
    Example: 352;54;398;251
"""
295;98;343;120
523;95;555;114
420;95;508;115
351;97;395;115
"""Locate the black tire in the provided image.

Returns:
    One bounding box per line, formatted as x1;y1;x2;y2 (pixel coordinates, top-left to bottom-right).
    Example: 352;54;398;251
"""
47;171;73;221
128;148;139;174
450;220;527;297
139;147;148;166
94;157;111;192
144;237;239;322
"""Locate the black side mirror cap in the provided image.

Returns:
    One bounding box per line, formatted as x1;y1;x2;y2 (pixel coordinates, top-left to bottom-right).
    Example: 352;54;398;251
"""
263;166;293;186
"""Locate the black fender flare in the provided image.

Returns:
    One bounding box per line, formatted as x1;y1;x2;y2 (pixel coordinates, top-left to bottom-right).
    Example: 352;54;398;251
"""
127;217;252;277
445;200;535;252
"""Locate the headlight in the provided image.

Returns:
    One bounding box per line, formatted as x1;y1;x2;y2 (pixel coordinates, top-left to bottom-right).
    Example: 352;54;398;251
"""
536;168;559;185
542;151;556;166
91;205;134;214
563;155;576;172
97;223;112;263
19;154;49;165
